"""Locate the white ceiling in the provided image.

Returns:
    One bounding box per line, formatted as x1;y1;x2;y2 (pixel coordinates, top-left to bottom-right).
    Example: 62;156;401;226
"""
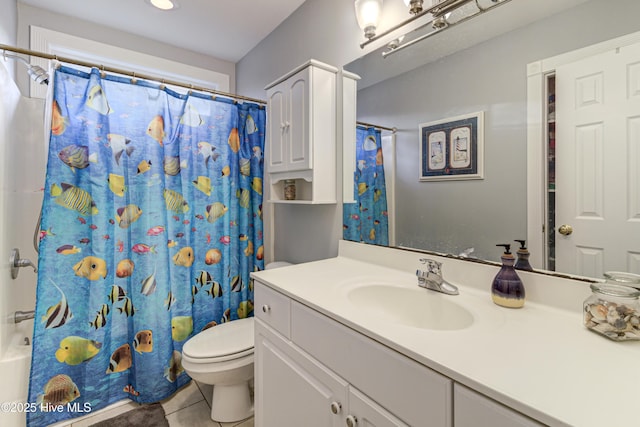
18;0;307;63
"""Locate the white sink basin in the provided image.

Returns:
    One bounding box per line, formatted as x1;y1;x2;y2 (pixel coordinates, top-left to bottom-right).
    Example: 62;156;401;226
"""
347;284;474;330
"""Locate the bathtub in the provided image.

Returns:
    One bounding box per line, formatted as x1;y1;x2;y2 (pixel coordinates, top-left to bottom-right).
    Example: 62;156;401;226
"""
0;319;33;427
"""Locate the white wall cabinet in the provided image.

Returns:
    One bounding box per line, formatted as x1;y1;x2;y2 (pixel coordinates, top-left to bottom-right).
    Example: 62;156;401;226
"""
265;60;338;204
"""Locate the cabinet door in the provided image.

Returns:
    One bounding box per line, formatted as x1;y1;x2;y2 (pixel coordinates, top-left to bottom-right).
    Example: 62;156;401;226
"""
291;301;452;427
255;320;347;427
454;384;544;427
287;68;311;171
266;82;288;173
347;387;410;427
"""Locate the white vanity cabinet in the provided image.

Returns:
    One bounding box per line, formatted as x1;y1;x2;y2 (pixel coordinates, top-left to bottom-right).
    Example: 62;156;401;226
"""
265;60;338;204
454;385;545;427
254;280;452;427
255;322;348;427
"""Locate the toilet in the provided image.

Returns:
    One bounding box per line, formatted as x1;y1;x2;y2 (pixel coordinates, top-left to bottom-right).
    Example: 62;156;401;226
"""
181;261;292;422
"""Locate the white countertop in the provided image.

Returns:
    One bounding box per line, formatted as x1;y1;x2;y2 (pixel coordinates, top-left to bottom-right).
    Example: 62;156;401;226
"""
252;242;640;427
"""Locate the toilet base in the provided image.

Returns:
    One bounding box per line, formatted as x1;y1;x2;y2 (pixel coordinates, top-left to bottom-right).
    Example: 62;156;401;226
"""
210;381;253;422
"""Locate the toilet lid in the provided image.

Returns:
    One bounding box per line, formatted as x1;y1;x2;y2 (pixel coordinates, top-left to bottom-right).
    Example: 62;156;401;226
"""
183;317;254;359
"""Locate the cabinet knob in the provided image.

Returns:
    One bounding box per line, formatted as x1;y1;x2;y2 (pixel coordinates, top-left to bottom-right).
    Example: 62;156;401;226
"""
346;415;358;427
262;305;270;313
330;401;341;414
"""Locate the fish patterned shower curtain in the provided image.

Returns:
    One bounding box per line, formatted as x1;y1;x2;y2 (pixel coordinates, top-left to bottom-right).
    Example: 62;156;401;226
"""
343;126;389;246
27;66;265;427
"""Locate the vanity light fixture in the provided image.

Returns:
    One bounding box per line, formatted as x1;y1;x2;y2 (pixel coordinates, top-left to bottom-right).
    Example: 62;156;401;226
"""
355;0;384;39
404;0;424;15
148;0;177;11
361;0;511;57
386;35;405;51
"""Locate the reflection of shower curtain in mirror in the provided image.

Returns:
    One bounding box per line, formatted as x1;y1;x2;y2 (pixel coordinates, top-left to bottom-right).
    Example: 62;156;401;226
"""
27;66;265;427
343;126;388;246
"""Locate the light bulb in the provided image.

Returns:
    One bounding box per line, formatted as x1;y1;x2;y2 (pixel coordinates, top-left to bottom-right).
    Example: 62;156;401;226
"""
403;0;424;15
354;0;383;39
150;0;176;10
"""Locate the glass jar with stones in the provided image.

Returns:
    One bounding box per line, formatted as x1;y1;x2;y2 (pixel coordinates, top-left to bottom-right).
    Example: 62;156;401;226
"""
583;281;640;341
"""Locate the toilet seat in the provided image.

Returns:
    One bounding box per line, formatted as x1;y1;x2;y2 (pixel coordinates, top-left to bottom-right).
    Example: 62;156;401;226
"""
183;317;254;363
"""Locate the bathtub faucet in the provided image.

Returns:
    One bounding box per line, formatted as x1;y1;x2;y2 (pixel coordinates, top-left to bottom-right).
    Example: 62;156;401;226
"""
14;310;35;324
9;248;37;279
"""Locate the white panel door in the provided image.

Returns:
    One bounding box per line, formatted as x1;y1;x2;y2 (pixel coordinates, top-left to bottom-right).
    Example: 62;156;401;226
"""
556;43;640;276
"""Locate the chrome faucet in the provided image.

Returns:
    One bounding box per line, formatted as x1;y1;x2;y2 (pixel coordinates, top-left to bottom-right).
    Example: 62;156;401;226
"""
416;258;459;295
9;248;37;279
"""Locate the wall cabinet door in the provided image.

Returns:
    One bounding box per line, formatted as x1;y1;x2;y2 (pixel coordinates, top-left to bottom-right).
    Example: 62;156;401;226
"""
454;384;544;427
255;320;348;427
266;83;287;173
266;67;312;174
287;71;311;172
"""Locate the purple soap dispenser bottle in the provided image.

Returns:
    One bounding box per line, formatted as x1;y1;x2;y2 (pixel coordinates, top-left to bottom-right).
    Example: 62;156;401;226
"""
514;239;533;271
491;244;525;308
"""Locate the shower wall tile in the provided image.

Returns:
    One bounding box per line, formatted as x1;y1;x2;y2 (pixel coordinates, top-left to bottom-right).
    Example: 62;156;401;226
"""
7;191;41;311
9;97;45;191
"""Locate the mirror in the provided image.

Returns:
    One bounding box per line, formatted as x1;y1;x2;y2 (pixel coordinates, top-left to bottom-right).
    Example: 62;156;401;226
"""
343;0;640;278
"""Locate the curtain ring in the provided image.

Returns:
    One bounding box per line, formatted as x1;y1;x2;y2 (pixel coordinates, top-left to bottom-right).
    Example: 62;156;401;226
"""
159;79;166;90
131;72;137;84
100;65;106;78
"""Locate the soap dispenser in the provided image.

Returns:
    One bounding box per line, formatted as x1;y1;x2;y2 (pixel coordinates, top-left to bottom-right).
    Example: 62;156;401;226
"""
514;239;533;271
492;244;525;308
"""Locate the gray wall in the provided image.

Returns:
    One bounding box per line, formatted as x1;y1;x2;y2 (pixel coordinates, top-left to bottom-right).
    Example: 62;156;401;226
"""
15;3;235;95
238;0;640;263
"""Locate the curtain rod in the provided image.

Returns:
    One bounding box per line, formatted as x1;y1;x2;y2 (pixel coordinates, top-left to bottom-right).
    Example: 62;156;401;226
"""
357;121;396;133
0;43;267;105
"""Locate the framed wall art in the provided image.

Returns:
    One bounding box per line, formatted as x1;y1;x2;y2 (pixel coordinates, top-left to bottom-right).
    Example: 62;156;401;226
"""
419;111;484;181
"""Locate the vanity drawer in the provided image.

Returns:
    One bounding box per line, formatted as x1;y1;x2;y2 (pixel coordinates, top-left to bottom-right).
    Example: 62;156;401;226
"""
291;300;453;427
454;384;545;427
254;280;291;338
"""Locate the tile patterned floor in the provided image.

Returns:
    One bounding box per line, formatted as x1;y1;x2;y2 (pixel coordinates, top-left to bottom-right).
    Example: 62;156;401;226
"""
65;381;254;427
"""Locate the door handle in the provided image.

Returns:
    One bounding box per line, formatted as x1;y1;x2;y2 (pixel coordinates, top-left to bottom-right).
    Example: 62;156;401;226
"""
558;224;573;236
